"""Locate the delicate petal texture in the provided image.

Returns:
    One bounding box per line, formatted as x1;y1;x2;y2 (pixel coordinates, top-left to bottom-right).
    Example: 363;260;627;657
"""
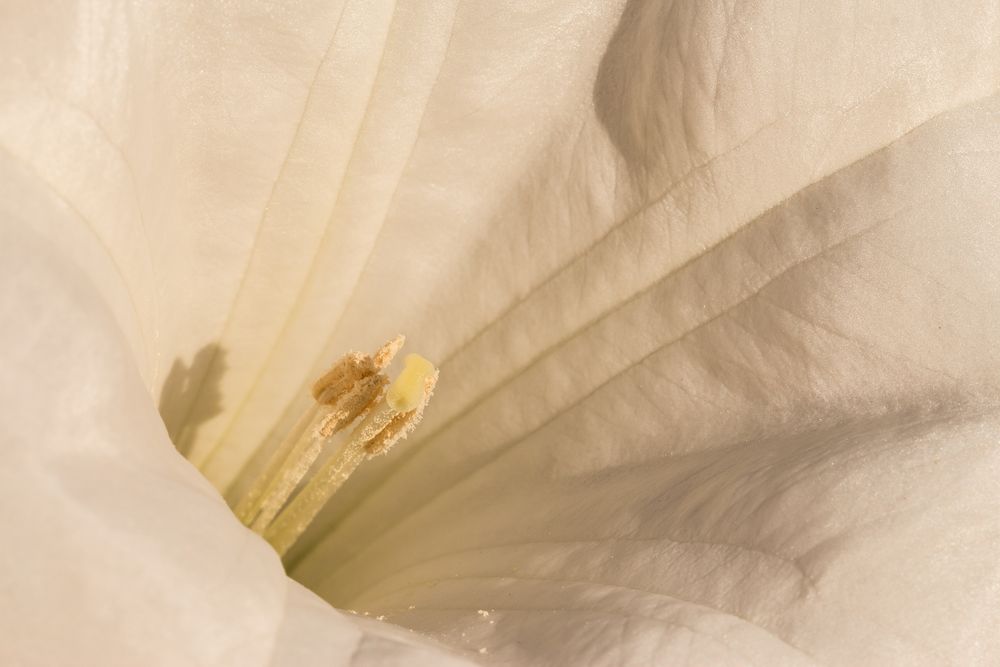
2;0;1000;665
0;186;472;664
297;97;1000;664
291;2;1000;664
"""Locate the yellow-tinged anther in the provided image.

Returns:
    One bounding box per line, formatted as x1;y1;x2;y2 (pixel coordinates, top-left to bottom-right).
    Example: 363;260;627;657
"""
231;335;439;560
366;368;438;456
386;353;436;412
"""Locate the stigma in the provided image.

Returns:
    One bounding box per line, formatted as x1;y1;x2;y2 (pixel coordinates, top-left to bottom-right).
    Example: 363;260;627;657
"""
233;336;438;557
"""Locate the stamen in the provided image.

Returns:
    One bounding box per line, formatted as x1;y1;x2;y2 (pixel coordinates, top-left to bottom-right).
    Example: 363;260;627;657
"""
367;361;437;456
234;337;402;527
232;337;438;559
262;354;438;557
373;334;406;370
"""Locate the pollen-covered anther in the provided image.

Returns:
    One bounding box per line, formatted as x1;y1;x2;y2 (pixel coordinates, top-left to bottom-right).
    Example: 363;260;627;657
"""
315;373;387;438
336;353;437;456
309;334;403;407
365;365;438;456
310;353;373;405
373;334;406;371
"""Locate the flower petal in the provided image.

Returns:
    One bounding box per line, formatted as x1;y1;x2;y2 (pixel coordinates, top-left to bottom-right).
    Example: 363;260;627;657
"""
5;0;1000;664
289;2;1000;663
0;192;472;664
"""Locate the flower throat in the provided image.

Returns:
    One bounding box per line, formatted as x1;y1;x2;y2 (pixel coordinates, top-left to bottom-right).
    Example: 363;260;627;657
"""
231;335;437;557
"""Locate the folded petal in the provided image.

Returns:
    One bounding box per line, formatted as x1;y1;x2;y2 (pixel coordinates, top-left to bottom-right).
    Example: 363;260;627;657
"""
4;0;1000;664
290;3;1000;664
0;184;472;665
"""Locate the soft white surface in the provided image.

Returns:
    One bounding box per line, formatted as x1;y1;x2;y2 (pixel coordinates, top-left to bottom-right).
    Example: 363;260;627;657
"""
1;0;999;664
0;219;474;665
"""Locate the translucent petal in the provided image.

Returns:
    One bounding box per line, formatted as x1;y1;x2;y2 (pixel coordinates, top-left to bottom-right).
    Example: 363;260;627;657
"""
3;0;1000;664
0;216;473;664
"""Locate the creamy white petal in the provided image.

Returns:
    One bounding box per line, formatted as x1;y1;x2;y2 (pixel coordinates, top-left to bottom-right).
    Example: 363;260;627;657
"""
290;2;1000;665
3;0;1000;665
295;93;1000;663
0;175;473;664
289;0;1000;544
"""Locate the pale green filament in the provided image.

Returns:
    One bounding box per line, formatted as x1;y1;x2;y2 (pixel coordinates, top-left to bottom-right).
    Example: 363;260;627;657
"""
263;434;370;557
233;397;326;525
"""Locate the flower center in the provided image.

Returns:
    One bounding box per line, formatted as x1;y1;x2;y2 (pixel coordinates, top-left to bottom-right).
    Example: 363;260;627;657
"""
232;335;438;557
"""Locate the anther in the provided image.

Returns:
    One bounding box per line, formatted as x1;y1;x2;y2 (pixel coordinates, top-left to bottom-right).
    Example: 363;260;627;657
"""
261;352;438;557
233;336;438;559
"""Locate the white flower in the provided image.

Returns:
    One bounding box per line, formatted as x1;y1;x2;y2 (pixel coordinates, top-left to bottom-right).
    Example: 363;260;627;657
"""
2;1;999;664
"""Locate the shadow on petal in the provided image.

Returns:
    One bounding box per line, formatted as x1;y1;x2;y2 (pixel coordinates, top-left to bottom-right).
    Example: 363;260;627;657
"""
158;343;227;457
593;0;677;181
